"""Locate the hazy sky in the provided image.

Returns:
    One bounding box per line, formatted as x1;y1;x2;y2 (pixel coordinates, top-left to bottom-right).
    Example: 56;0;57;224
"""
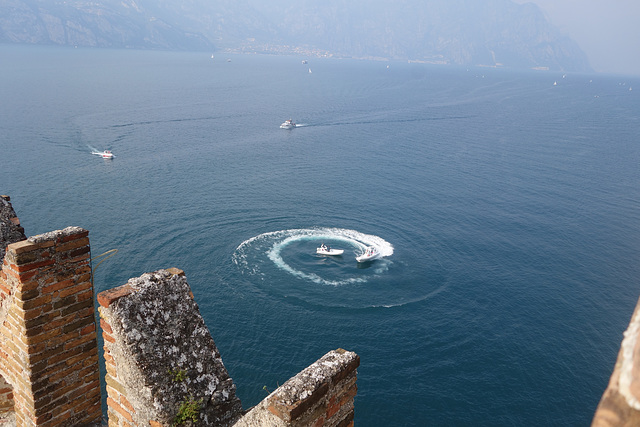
513;0;640;76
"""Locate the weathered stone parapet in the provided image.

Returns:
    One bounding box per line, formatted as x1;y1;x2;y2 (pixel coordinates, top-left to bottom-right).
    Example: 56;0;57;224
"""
0;226;101;426
0;197;361;426
593;296;640;426
235;349;360;427
0;195;26;261
97;269;243;426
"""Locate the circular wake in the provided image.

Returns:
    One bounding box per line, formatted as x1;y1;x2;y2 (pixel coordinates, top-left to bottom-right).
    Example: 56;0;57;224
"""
232;228;445;309
233;228;393;286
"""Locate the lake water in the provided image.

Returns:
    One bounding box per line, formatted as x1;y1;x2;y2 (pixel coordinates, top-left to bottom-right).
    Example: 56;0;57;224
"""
1;45;639;425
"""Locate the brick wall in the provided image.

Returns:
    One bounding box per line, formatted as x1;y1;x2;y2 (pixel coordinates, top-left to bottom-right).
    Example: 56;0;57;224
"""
0;226;101;426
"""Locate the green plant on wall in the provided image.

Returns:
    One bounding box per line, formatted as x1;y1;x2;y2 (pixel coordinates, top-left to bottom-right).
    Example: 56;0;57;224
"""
172;395;202;426
169;367;187;383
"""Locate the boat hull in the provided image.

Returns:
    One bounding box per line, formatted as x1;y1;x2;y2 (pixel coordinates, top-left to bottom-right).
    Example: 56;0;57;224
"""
93;150;114;159
356;247;379;262
317;248;344;256
280;119;296;129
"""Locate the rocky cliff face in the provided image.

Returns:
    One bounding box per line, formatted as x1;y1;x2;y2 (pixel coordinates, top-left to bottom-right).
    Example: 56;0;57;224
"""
0;0;591;72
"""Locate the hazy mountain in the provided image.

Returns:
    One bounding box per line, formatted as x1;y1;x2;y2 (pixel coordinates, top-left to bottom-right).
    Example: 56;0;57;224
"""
0;0;592;72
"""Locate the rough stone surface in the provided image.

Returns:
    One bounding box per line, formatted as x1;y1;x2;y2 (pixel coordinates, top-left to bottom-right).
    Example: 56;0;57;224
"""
235;349;359;427
0;196;26;261
271;349;359;410
593;295;640;426
99;269;243;426
26;225;86;244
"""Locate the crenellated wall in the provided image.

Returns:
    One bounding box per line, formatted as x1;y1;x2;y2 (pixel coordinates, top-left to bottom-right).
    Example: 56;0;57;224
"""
0;196;361;426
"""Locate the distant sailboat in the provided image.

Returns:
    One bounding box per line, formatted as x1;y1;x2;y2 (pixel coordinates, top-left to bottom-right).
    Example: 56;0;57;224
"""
308;68;312;74
553;81;557;86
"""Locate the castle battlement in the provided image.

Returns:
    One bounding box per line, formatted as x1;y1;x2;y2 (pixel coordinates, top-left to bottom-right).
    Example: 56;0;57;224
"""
0;196;359;426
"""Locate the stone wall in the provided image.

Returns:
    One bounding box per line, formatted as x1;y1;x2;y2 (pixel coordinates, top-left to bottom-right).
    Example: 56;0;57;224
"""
97;268;243;427
0;226;101;426
0;197;359;426
592;296;640;426
235;349;359;427
0;196;26;261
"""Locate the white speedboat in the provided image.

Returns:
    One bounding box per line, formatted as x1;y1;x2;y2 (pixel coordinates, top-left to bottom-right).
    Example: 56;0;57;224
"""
93;150;114;159
356;246;379;263
317;243;344;256
280;119;296;129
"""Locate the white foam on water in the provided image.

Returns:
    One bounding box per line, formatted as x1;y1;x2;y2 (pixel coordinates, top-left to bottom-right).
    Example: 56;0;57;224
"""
233;227;394;286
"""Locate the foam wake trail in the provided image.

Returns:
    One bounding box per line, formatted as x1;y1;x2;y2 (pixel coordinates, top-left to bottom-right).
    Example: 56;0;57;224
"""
233;228;393;286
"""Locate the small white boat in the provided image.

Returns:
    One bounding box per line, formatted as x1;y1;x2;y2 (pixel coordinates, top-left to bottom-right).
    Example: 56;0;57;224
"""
317;244;344;256
280;119;296;129
92;150;114;159
356;246;379;263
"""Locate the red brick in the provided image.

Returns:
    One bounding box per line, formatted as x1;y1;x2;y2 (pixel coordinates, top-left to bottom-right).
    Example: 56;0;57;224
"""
16;269;37;282
97;285;134;308
59;230;89;243
107;397;133;422
16;259;55;273
63;333;96;351
0;283;10;295
80;323;95;335
103;332;115;344
76;289;94;302
120;395;135;413
6;240;39;255
55;237;89;253
42;278;74;295
100;318;113;334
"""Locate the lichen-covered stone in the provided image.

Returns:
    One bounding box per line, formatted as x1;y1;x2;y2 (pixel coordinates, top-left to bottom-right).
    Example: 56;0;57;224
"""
0;196;26;261
235;349;359;427
26;225;86;244
270;349;359;411
99;269;242;426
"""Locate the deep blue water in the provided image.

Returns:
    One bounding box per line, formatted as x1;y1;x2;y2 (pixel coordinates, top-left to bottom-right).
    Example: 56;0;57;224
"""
2;45;640;425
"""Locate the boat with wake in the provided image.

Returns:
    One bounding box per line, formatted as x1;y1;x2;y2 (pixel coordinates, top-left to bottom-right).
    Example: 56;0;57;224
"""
280;119;296;129
92;150;114;159
316;243;344;256
356;246;379;263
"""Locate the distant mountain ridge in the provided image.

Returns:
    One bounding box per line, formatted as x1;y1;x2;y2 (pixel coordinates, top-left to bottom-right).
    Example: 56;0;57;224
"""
0;0;592;72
